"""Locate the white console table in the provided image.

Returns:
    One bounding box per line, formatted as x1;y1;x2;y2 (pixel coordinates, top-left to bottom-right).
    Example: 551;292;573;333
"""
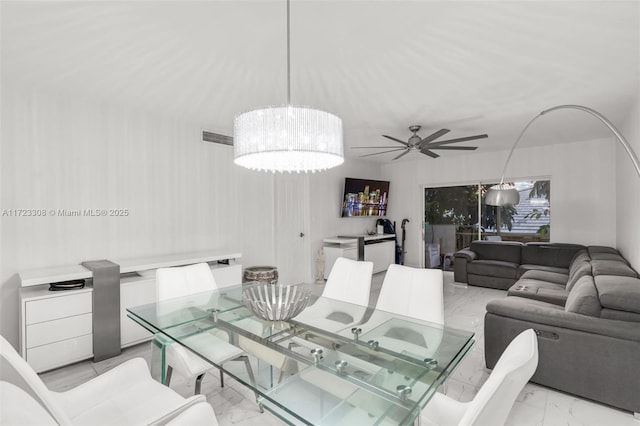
323;234;396;278
18;250;241;372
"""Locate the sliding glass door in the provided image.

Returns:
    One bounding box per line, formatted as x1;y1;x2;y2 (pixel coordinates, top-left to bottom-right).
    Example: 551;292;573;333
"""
424;180;550;267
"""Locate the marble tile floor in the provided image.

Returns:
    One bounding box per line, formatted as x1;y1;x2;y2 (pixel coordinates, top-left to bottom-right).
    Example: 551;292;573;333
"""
40;272;639;426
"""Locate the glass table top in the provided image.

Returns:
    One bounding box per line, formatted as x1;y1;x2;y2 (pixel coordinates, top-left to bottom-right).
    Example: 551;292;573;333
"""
127;283;474;426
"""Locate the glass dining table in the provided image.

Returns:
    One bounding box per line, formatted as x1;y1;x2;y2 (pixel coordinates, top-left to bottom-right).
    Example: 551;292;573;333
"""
127;282;474;426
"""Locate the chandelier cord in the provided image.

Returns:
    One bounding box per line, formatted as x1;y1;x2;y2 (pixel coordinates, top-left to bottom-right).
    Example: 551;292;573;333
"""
286;0;291;105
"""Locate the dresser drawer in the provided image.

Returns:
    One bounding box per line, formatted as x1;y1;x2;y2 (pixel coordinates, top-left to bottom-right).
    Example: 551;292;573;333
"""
27;334;93;373
26;313;92;349
25;291;92;325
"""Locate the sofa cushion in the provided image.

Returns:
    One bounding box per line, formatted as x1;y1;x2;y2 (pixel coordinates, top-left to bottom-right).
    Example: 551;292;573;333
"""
521;243;583;268
509;287;568;306
594;275;640;314
570;249;591;267
591;260;637;278
566;261;592;292
469;241;523;263
508;279;568;305
467;259;518;279
518;265;569;278
468;274;515;290
565;275;601;317
589;252;629;263
588;246;620;255
519;269;569;285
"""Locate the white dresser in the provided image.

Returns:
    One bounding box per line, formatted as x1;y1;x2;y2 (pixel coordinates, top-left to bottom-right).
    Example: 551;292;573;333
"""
19;284;94;373
18;250;241;372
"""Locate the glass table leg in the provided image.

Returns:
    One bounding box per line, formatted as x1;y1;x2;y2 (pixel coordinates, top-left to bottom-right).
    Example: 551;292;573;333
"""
150;335;170;384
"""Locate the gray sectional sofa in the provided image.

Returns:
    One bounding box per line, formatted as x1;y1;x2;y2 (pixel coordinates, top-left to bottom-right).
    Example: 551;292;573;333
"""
454;241;584;290
455;241;640;413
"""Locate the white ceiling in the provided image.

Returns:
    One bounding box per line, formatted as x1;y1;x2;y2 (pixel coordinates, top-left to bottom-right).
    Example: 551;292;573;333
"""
2;1;639;162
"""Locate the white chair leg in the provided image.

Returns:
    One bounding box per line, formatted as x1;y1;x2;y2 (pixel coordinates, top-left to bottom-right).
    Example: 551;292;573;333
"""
219;367;224;387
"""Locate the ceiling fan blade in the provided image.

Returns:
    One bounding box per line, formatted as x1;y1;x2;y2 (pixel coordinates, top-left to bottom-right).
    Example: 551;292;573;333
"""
359;148;406;158
382;135;410;146
417;129;450;147
429;146;478;151
351;146;410;149
420;149;440;158
392;150;411;160
428;134;488;146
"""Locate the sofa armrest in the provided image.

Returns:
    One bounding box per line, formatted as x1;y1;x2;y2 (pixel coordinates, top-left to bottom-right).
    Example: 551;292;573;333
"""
453;249;476;283
486;297;640;342
454;249;477;262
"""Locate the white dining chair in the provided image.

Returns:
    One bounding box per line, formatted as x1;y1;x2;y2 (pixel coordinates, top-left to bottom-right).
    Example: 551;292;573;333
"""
0;335;218;425
348;264;445;361
377;264;444;324
293;257;374;332
155;262;256;394
0;381;57;426
420;328;539;426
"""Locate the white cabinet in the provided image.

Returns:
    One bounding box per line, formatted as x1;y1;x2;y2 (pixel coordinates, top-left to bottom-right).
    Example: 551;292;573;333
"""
211;264;243;289
19;250;242;372
365;240;396;274
324;246;358;279
120;276;156;347
323;235;396;278
19;286;94;373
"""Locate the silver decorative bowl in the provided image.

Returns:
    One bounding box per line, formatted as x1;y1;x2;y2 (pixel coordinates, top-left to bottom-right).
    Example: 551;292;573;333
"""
243;284;311;321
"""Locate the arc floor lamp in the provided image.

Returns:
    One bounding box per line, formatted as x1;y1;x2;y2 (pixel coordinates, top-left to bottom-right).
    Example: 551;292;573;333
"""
485;104;640;207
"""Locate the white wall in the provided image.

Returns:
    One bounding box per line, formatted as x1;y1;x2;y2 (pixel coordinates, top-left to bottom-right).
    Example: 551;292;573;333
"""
0;86;276;347
617;98;640;271
381;138;617;267
308;159;387;278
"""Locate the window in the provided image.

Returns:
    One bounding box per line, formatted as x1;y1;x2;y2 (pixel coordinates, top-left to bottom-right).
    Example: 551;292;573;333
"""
424;180;550;253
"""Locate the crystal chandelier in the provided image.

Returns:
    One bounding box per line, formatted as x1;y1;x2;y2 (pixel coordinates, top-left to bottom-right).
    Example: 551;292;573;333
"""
233;0;344;173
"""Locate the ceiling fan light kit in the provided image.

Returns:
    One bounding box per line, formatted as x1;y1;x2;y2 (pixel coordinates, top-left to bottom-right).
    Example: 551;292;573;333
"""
233;0;344;173
353;125;488;160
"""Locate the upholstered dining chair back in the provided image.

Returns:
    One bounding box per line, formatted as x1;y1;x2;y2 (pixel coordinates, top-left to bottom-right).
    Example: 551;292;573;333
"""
460;328;538;425
323;257;373;306
154;262;254;396
0;335;71;424
377;264;444;325
1;335;219;425
1;381;58;425
156;262;217;300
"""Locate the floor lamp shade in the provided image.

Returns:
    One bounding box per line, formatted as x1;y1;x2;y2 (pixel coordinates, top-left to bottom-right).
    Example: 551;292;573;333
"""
485;183;520;206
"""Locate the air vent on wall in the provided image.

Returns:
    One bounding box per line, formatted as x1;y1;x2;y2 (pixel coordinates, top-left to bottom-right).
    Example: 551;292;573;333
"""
203;131;233;146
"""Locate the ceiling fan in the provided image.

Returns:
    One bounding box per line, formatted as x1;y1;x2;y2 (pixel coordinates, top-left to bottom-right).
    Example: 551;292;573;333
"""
352;125;488;160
